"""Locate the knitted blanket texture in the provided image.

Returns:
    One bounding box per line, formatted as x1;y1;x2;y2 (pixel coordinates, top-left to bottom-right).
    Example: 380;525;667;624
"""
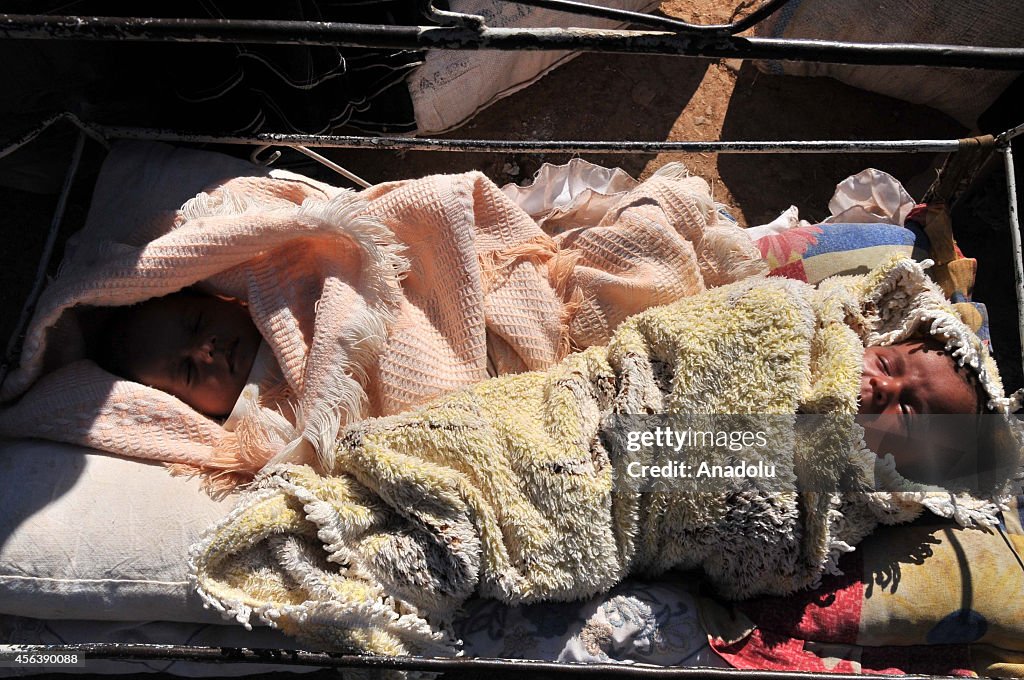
0;145;762;480
190;258;1016;661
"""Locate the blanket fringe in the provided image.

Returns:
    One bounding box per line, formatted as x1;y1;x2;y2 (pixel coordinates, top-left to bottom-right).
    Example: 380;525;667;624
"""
293;194;408;472
478;236;584;361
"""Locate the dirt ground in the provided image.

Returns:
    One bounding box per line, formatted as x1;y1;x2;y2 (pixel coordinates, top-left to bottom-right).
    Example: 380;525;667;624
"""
323;0;965;228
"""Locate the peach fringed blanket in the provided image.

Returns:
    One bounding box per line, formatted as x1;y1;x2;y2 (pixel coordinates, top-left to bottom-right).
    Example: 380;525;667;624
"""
0;144;765;481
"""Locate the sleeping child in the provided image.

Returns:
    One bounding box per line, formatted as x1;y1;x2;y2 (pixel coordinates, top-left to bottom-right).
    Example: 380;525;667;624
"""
91;289;265;420
0;152;767;480
185;255;1020;660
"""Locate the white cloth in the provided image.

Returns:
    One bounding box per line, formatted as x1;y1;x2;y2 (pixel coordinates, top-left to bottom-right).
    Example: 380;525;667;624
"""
454;579;730;667
827;168;915;226
501;158;639;231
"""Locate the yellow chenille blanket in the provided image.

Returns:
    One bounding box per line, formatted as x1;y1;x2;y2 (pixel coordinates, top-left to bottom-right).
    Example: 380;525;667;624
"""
190;258;1014;660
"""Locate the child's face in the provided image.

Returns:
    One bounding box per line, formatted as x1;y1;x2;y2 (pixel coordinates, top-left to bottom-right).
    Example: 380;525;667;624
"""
858;338;980;482
112;293;262;417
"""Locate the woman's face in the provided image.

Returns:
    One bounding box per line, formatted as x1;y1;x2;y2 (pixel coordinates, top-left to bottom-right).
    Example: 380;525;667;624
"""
111;292;262;417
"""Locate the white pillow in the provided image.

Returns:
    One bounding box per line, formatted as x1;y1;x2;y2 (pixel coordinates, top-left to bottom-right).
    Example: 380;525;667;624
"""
0;438;235;623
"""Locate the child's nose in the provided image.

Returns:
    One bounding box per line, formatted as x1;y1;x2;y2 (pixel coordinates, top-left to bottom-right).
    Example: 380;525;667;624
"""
190;337;217;364
869;375;898;408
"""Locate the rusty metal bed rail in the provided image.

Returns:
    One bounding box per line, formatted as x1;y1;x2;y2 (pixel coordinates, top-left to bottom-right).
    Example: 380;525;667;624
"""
3;0;1024;69
0;643;961;678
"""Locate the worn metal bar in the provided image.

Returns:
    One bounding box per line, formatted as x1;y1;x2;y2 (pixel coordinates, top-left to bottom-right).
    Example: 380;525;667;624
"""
502;0;792;36
0;644;944;678
3;14;1024;69
93;126;964;154
1001;143;1024;376
0;130;86;390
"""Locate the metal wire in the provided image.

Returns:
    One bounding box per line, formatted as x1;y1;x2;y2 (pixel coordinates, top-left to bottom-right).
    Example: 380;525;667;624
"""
417;0;485;28
293;145;372;188
0;111;107;162
3;14;1024;69
8;116;1017;159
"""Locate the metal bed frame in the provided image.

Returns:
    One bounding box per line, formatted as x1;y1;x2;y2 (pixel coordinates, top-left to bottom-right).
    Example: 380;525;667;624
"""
1;1;1023;676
